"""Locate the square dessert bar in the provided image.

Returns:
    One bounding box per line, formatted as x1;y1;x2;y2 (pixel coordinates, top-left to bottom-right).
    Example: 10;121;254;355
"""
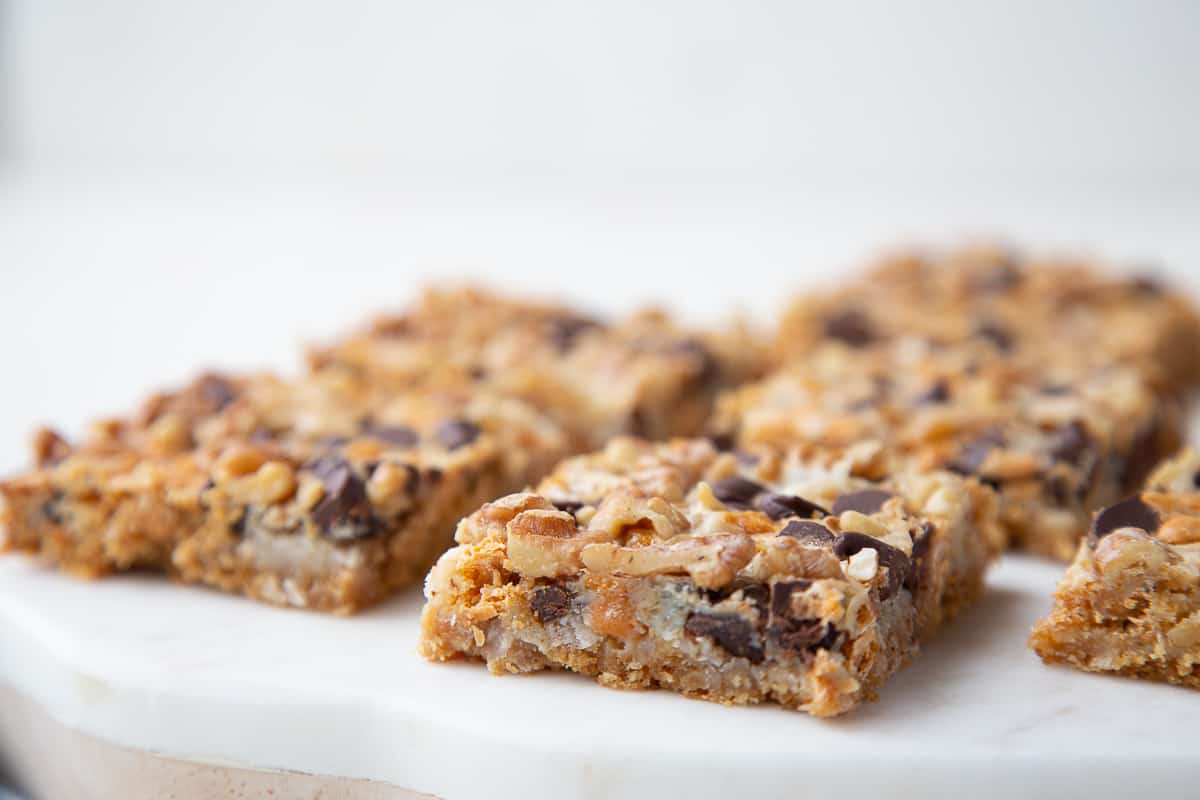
711;341;1183;560
0;371;569;613
308;287;769;450
420;437;1001;717
1030;449;1200;687
776;245;1200;395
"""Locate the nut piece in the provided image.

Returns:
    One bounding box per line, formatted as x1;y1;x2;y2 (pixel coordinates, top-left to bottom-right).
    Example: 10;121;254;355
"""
505;510;593;578
580;534;755;589
1092;528;1178;575
245;461;298;505
213;445;268;482
508;509;578;539
588;494;687;541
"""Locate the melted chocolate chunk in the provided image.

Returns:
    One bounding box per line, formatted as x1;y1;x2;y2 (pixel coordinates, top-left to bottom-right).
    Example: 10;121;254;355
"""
711;476;767;509
771;619;840;655
831;489;894;516
904;522;933;593
551;499;584;515
530;585;573;623
974;321;1014;352
915;380;950;405
1089;494;1161;545
757;492;828;521
823;309;876;347
1048;421;1093;466
833;532;911;598
737;584;770;617
435;418;481;451
198;374;238;411
684;612;764;664
547;315;602;352
778;520;835;544
366;425;419;448
310;457;377;541
1193;471;1200;490
769;579;813;618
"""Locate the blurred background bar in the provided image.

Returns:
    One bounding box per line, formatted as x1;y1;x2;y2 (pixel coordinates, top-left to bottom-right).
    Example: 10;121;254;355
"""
1;0;1198;472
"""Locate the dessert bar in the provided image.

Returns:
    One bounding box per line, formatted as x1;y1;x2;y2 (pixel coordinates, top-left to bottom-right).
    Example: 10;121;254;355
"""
420;437;1000;716
0;371;567;613
1030;449;1200;686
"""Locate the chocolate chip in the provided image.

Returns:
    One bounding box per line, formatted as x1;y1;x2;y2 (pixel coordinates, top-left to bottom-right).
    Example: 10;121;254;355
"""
198;375;238;411
1118;418;1165;490
915;380;950;405
435;418;481;451
1129;274;1164;296
756;492;828;520
823;309;875;347
1193;471;1200;490
833;532;911;598
309;457;377;541
547;315;602;352
684;612;764;664
1089;494;1161;545
366;425;419;448
232;508;248;537
974;321;1013;352
708;432;736;452
625;406;652;439
778;520;835;544
1048;421;1093;466
946;433;1004;477
831;489;894;516
552;499;584;515
710;476;767;509
975;260;1023;292
530;585;573;623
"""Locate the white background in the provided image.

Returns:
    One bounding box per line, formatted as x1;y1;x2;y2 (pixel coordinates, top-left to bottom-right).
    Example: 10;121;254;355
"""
2;0;1199;472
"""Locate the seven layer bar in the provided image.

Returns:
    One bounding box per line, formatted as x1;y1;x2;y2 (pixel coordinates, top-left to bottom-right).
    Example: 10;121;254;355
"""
0;290;763;612
420;437;1001;717
1030;449;1200;686
711;339;1183;560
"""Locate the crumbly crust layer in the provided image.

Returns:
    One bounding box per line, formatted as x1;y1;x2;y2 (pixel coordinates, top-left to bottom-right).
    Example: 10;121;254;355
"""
1030;450;1200;686
420;437;1000;716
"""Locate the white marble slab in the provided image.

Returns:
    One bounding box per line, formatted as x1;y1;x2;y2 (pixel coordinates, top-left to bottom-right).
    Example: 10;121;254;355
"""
2;552;1197;799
